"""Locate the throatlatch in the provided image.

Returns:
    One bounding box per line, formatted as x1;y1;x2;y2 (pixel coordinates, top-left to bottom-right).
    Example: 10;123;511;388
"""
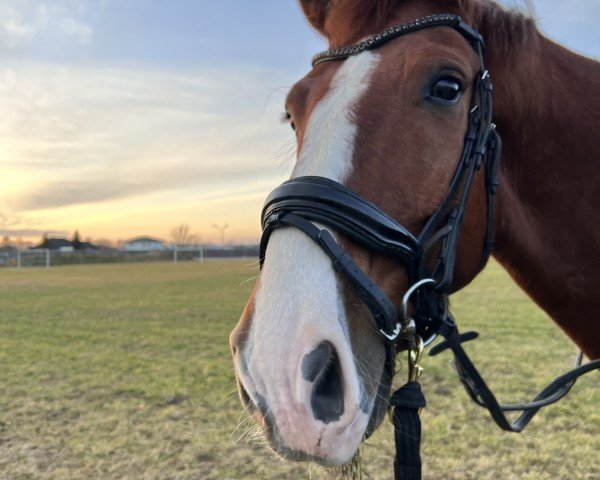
260;13;600;480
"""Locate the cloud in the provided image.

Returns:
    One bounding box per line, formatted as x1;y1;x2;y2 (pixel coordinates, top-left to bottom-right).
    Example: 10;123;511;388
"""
0;211;23;228
59;17;92;45
0;210;65;238
0;4;43;51
15;164;278;211
0;228;68;238
0;62;296;213
0;1;93;55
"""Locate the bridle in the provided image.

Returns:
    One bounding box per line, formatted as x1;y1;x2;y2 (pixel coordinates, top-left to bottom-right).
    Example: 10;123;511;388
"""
258;13;600;480
262;13;499;345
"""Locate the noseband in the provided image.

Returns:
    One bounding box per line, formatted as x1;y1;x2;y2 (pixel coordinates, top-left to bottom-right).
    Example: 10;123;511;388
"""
258;12;599;479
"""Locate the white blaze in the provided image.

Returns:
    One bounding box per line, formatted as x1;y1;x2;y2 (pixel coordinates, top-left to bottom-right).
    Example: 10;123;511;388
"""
247;52;380;461
294;52;380;180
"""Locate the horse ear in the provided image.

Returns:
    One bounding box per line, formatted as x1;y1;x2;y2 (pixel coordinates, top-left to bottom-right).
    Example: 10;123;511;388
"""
297;0;331;35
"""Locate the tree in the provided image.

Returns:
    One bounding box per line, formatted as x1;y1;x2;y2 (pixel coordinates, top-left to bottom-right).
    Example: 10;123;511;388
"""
72;230;82;250
39;234;49;249
1;236;10;247
170;224;200;247
94;238;114;248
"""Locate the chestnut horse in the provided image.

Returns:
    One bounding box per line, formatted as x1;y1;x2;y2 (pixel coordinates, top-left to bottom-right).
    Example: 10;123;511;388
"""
231;0;599;468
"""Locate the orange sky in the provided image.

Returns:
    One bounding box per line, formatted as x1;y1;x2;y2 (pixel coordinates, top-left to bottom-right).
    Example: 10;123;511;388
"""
0;63;297;244
0;1;316;245
1;2;597;244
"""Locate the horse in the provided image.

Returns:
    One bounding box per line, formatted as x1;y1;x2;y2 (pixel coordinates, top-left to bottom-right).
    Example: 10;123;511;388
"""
230;0;600;470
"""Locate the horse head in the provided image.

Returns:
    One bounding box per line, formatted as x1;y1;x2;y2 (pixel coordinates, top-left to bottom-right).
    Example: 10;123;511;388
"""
231;0;498;466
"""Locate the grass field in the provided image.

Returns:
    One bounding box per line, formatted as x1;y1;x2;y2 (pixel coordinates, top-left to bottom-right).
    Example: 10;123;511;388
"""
0;260;597;480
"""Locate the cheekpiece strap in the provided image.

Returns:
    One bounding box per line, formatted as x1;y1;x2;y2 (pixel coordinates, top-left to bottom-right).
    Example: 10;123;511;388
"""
261;210;402;339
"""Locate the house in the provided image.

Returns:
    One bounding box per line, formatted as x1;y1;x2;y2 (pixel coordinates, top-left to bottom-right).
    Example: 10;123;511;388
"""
123;236;166;252
31;237;98;251
33;238;72;251
78;241;98;251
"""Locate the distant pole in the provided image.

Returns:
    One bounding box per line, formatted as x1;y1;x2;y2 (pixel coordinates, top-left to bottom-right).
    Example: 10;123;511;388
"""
17;250;21;269
212;223;229;245
199;245;204;263
45;249;50;269
173;246;178;263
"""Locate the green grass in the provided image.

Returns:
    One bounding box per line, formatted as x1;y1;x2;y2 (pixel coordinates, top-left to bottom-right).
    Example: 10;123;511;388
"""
0;260;597;479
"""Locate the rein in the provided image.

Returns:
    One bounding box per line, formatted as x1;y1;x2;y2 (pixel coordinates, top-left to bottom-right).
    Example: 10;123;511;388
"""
259;13;600;480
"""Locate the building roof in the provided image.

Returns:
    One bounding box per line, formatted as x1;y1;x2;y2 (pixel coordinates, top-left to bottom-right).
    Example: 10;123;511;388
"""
31;237;99;250
125;236;164;244
33;238;72;250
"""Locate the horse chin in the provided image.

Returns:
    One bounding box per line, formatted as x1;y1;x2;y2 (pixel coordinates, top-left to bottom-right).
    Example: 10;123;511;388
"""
246;397;368;466
261;413;370;467
242;342;395;467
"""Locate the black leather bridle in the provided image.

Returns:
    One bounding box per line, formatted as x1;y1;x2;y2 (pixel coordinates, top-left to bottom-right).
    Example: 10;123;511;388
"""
261;13;499;344
258;13;599;480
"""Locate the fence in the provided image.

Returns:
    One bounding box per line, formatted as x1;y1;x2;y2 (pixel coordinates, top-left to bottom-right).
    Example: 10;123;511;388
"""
0;245;259;269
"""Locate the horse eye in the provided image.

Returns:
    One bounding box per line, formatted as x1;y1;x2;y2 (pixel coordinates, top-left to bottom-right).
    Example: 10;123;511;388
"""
430;79;462;103
282;111;296;132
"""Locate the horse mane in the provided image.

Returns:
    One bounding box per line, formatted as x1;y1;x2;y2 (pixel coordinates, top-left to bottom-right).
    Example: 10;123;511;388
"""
469;1;539;57
325;0;540;56
324;0;399;44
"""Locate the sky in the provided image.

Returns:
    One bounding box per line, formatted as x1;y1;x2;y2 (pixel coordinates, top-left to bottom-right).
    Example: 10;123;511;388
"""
0;1;598;244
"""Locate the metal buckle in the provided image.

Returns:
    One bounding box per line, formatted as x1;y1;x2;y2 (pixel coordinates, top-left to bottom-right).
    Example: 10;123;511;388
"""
401;278;437;321
380;323;402;341
381;276;437;340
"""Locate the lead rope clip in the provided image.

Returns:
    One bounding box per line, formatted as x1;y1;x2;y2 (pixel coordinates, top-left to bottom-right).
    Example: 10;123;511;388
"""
408;334;425;384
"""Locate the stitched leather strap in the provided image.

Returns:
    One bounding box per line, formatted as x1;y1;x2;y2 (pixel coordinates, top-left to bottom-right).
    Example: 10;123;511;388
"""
262;176;419;266
263;212;401;338
390;382;427;480
429;321;600;432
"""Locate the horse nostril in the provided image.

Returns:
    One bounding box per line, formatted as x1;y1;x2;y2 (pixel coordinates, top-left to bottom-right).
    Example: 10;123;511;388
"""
302;342;345;424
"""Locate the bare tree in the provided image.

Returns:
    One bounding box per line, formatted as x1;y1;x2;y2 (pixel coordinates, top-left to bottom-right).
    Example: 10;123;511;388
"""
38;234;49;249
170;224;200;247
94;238;114;248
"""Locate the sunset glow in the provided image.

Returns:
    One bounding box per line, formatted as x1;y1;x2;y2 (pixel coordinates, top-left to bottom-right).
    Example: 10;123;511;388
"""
1;1;597;244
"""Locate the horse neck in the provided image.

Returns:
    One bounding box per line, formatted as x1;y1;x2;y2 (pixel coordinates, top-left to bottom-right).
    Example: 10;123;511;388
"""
488;29;600;358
